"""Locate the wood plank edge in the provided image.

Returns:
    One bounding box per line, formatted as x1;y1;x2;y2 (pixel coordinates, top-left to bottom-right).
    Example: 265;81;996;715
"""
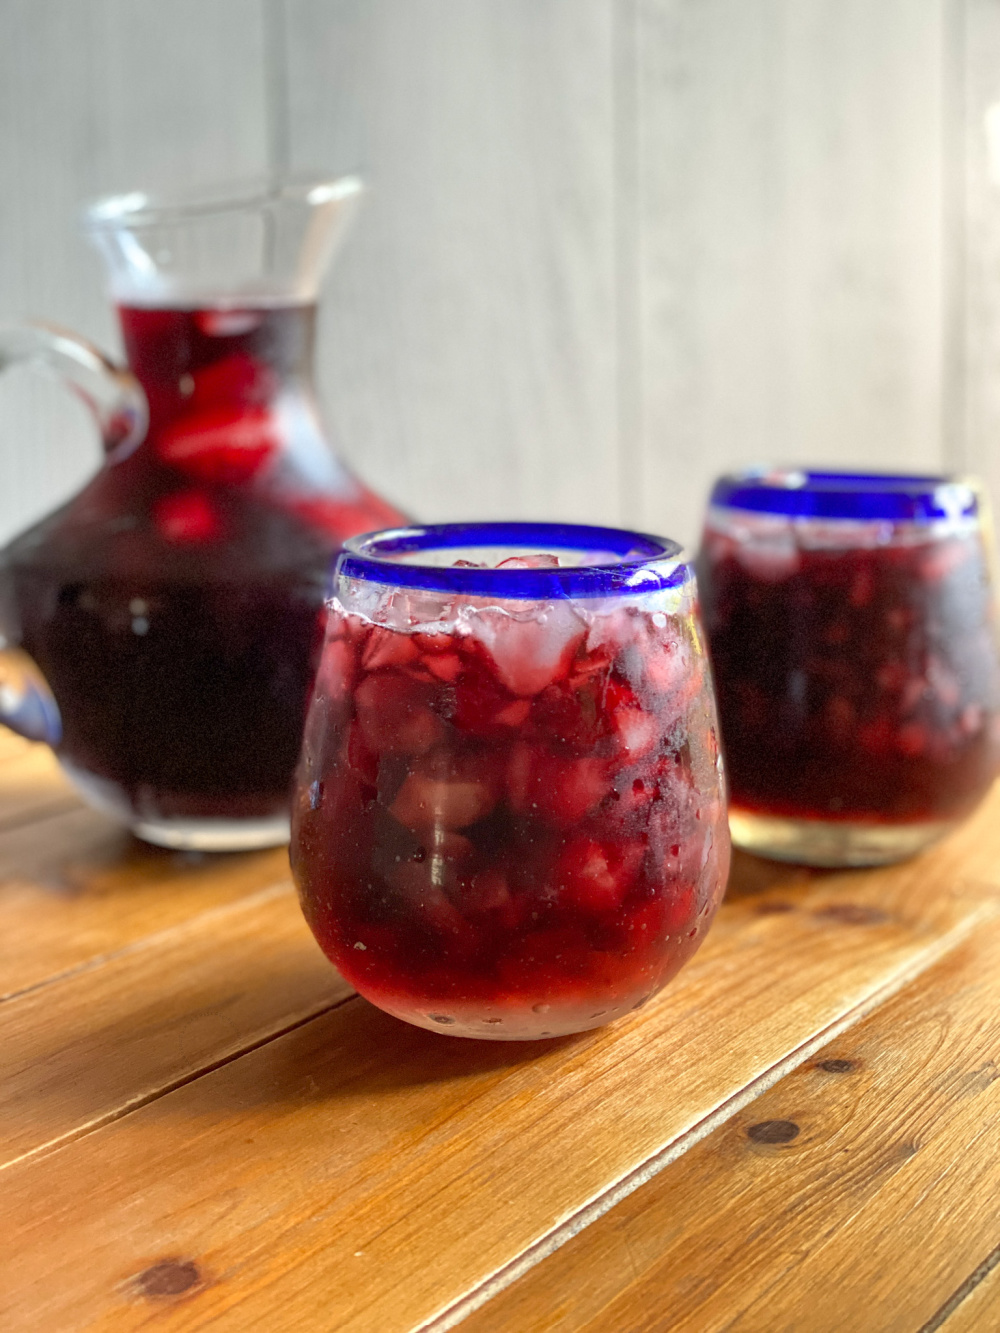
919;1240;1000;1332
0;794;82;836
0;989;361;1175
422;899;998;1333
0;878;298;1005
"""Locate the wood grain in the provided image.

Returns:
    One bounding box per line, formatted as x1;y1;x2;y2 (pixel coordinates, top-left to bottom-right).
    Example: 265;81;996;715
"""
0;883;351;1170
0;790;292;1000
937;1250;1000;1331
0;825;992;1332
460;923;1000;1333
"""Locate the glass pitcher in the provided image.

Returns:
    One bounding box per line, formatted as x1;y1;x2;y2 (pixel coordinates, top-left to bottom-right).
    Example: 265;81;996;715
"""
0;175;406;851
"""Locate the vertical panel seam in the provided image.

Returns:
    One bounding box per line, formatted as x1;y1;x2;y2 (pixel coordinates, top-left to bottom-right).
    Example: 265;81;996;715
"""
264;0;291;180
942;0;968;472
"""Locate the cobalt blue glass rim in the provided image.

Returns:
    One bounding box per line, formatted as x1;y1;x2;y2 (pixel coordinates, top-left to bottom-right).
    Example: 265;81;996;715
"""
336;522;688;600
710;467;980;523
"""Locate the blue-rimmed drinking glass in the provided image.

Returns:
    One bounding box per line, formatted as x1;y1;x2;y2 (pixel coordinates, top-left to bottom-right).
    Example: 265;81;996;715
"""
291;521;730;1039
697;468;1000;866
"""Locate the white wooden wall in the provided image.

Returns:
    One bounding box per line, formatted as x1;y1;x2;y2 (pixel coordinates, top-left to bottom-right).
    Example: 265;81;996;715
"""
0;0;995;552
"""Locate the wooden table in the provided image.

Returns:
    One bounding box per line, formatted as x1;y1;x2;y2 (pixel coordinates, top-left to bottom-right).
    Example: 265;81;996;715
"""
3;728;1000;1332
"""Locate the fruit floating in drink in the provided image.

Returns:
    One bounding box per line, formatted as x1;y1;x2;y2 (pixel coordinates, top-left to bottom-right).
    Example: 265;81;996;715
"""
698;469;1000;866
292;522;730;1040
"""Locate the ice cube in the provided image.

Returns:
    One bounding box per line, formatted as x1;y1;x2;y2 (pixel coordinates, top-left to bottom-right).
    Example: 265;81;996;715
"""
495;553;561;569
468;602;587;696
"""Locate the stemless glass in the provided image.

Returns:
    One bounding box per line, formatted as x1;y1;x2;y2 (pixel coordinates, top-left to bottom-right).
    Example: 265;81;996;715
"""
292;522;730;1040
698;468;1000;866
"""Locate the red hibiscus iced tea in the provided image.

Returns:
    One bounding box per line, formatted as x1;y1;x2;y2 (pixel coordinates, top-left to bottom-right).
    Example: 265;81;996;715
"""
291;523;730;1039
698;469;1000;865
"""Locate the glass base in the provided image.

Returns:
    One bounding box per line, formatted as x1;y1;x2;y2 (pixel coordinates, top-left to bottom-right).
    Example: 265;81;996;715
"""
59;760;290;851
130;813;290;852
729;806;953;867
368;991;650;1041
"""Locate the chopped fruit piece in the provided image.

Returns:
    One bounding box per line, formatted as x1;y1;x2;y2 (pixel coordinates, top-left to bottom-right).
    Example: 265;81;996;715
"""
158;405;278;484
506;745;611;824
424;652;463;683
354;673;444;755
362;628;420;672
555;837;641;914
496;553;561;569
613;707;661;760
152;490;222;543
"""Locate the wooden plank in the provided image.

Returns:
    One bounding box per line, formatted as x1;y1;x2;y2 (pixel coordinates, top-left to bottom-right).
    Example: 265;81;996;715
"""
0;741;81;834
459;929;1000;1333
0;804;291;1000
0;883;351;1170
632;0;948;548
938;1250;1000;1331
284;0;620;529
0;822;992;1332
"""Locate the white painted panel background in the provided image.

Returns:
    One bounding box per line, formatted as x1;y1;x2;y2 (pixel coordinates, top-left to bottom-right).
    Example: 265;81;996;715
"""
0;0;990;553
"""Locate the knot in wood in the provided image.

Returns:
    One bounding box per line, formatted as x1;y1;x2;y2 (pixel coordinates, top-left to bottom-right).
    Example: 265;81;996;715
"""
136;1260;202;1299
746;1119;800;1145
818;1058;857;1074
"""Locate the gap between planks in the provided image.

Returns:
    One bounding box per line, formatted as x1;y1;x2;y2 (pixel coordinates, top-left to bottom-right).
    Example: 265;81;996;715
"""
420;895;997;1333
1;990;360;1175
0;879;359;1170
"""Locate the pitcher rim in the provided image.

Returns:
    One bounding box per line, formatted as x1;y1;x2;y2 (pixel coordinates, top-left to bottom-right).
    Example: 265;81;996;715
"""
83;173;364;231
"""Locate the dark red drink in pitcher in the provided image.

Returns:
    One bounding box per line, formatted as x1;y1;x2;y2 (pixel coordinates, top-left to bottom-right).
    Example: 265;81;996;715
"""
0;178;405;849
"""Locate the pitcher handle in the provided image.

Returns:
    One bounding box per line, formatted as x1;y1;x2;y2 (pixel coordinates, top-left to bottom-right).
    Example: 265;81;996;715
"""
0;322;147;458
0;323;148;744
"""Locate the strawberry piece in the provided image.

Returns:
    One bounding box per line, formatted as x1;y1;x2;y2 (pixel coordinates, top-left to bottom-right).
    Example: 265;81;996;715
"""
187;350;277;408
424;653;463;683
452;661;520;738
158;405;278;484
555;836;642;915
354;672;444;755
496;553;561;569
343;720;379;786
531;679;606;752
506;744;611;824
362;627;420;672
153;490;222;544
